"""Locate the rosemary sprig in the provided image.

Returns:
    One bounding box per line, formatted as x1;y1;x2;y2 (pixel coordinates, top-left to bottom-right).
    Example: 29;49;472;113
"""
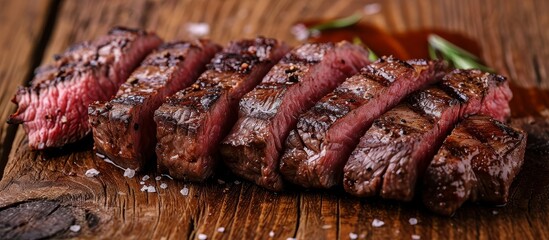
352;36;379;61
308;13;362;32
304;13;493;72
428;34;494;72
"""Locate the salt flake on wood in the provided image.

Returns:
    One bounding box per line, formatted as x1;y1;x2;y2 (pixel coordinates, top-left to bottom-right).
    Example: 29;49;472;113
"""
217;227;225;233
198;233;208;240
123;168;135;178
69;225;81;232
349;232;358;239
409;218;418;225
180;186;189;196
186;23;210;37
412;234;421;239
85;169;100;177
372;219;385;227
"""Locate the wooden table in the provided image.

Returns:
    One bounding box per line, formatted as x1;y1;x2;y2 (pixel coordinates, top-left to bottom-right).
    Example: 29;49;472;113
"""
1;0;548;239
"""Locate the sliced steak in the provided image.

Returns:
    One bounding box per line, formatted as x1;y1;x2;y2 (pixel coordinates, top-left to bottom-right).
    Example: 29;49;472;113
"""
8;27;162;149
221;42;370;191
88;40;221;170
154;38;289;180
279;58;447;188
344;69;512;201
423;115;526;216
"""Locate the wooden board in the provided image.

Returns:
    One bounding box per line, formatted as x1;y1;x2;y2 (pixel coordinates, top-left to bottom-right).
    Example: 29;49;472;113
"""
1;0;549;239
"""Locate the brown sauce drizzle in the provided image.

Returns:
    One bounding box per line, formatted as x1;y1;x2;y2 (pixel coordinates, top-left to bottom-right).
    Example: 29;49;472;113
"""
297;20;549;117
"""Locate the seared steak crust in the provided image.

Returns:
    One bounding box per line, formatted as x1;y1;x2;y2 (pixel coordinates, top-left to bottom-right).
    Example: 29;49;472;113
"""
279;58;447;188
221;42;370;191
423;115;526;215
344;69;512;201
89;40;221;170
154;38;289;180
9;27;162;149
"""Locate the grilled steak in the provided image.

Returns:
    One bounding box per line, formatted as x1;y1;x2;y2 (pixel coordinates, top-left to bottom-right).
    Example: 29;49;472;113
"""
154;37;289;180
423;115;526;215
89;40;221;170
8;27;162;149
344;69;512;201
221;42;370;191
279;58;447;188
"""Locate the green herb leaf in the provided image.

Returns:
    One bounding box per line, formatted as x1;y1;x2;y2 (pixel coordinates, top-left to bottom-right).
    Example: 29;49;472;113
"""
428;34;494;72
308;13;362;32
352;36;378;61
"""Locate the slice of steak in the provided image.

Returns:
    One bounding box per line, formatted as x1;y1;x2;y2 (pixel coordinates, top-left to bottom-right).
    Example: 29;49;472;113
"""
422;115;526;216
279;58;447;188
344;69;512;201
154;37;289;180
89;40;221;171
221;42;371;191
8;27;162;149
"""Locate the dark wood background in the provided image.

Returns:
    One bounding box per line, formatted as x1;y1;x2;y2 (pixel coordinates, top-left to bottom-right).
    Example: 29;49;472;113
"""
1;0;548;239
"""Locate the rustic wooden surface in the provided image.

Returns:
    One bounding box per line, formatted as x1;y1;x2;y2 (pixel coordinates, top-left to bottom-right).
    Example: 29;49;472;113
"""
1;0;549;239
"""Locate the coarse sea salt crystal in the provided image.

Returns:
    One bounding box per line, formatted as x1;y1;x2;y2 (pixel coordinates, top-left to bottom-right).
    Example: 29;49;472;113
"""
234;180;241;185
180;186;189;196
160;183;168;189
409;218;418;225
123;168;135;178
140;185;148;192
155;176;162;181
363;3;382;15
140;181;145;185
290;24;309;41
198;233;208;240
147;186;156;193
349;232;358;239
217;227;225;233
372;219;385;227
69;225;81;232
95;152;105;159
286;238;296;240
412;234;421;239
186;23;210;37
322;224;331;229
142;175;150;181
269;231;275;237
85;169;100;178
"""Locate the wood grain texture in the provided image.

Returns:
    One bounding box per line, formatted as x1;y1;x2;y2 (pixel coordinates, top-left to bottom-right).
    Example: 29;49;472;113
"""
1;0;548;239
0;0;54;178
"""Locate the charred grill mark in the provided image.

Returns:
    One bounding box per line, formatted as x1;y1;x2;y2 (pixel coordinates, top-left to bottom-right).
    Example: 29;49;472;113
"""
440;70;506;103
407;87;459;119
